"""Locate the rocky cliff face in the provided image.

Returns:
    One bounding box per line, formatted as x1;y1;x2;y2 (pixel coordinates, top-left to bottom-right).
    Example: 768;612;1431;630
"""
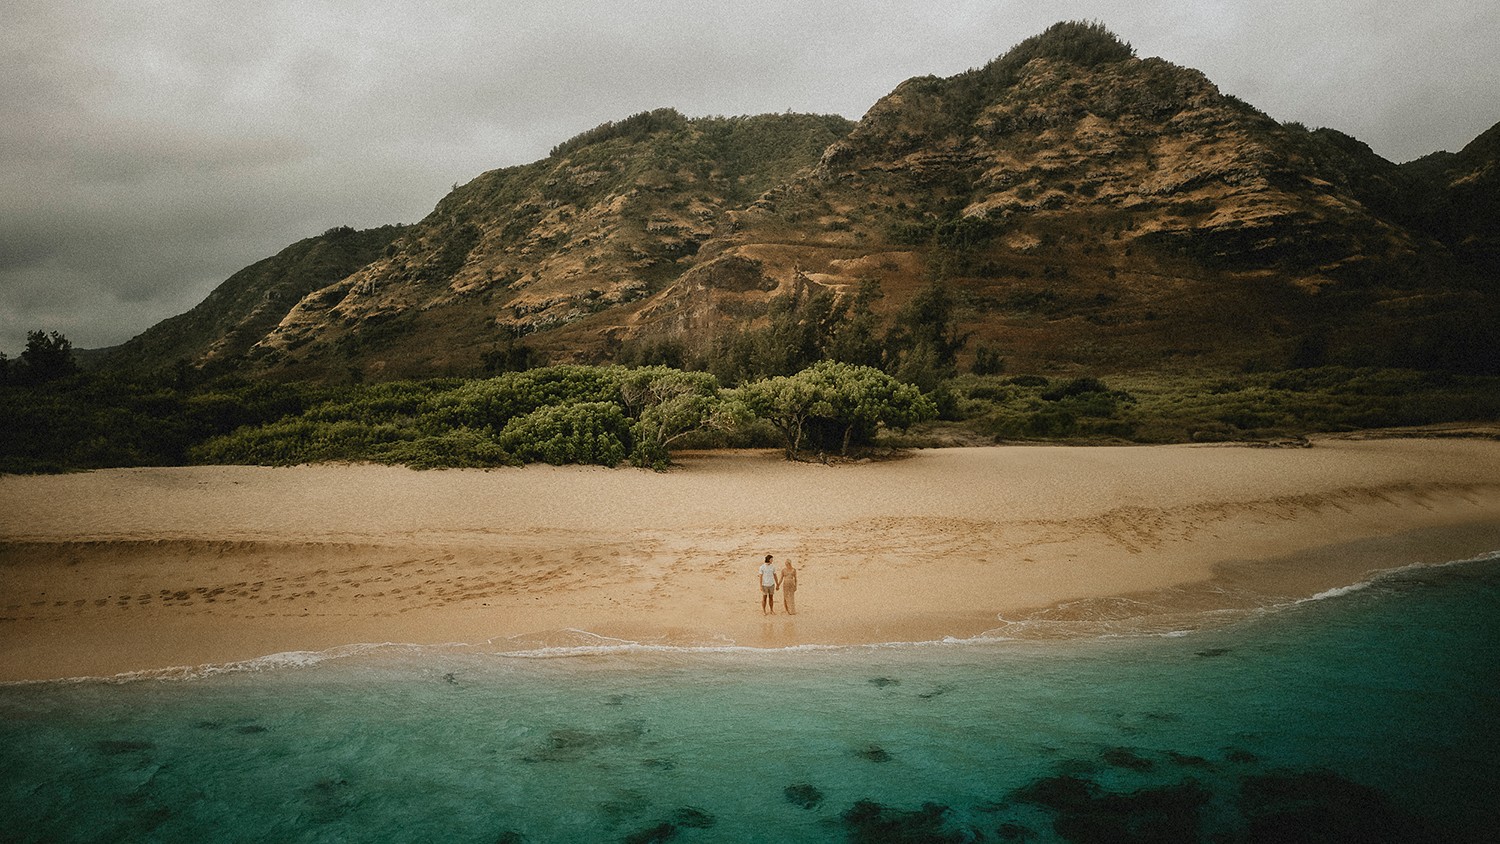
110;22;1499;382
233;110;853;380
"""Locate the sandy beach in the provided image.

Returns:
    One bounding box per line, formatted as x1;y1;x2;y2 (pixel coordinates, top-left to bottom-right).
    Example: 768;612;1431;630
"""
4;438;1500;682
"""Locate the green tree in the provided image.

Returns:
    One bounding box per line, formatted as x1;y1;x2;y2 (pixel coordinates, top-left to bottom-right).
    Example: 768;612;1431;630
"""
738;371;825;457
617;366;743;468
883;281;970;390
698;289;846;386
19;330;79;384
972;343;1006;376
814;361;936;454
826;279;885;369
481;340;538;374
744;289;848;381
739;361;935;457
616;335;688;370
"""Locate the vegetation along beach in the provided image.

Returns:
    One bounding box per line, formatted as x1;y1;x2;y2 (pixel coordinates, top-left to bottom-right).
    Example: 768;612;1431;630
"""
4;18;1500;844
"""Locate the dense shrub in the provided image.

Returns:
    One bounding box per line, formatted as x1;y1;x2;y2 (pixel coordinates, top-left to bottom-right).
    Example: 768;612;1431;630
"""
0;372;314;472
370;429;516;469
1040;376;1109;401
549;108;692;159
1006;375;1050;387
960;367;1500;444
496;402;631;466
426;366;623;431
188;417;404;466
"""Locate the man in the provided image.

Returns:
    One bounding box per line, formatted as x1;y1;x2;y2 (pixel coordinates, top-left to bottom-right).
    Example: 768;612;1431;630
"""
758;554;780;615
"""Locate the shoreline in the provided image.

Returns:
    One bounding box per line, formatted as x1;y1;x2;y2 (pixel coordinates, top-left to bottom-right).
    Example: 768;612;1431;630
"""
7;539;1500;686
4;439;1500;682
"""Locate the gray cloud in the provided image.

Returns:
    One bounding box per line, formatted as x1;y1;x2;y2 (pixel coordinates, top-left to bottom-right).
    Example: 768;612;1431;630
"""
3;0;1496;356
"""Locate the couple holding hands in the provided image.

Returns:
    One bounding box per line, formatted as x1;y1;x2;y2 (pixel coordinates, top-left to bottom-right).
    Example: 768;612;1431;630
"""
757;554;798;615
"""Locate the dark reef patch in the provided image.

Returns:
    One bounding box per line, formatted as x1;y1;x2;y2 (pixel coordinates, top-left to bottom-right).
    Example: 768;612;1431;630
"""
520;723;645;763
619;821;678;844
989;750;1434;844
839;799;981;844
784;783;824;809
617;807;714;844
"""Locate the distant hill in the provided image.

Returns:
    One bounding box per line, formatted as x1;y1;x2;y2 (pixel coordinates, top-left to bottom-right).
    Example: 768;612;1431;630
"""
105;21;1500;382
1401;120;1500;276
107;223;411;375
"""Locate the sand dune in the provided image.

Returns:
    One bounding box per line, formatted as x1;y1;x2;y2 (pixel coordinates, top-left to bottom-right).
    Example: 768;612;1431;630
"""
4;439;1500;681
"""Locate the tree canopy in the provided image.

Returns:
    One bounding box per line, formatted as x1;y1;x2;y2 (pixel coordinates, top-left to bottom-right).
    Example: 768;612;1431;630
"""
737;361;936;457
18;330;79;384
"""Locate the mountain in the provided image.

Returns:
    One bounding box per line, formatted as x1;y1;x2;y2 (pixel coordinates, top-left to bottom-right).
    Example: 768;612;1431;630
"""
1401;120;1500;276
106;21;1500;382
224;109;854;381
107;223;411;375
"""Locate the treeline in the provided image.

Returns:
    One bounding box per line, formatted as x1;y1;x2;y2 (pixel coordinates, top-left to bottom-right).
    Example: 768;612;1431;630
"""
548;108;855;177
549;108;692;159
980;19;1135;81
7;327;1500;474
0;354;934;474
542;109;856;208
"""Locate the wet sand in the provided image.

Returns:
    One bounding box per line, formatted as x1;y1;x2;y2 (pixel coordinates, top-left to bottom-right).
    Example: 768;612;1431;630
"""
4;439;1500;681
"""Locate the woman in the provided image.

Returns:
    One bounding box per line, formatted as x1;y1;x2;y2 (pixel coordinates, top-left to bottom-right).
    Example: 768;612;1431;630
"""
779;558;798;615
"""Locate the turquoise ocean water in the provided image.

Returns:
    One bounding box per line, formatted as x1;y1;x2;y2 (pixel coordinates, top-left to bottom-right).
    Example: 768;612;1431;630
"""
3;553;1498;844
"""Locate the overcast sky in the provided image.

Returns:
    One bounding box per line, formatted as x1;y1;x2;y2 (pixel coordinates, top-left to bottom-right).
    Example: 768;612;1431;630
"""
4;0;1497;357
